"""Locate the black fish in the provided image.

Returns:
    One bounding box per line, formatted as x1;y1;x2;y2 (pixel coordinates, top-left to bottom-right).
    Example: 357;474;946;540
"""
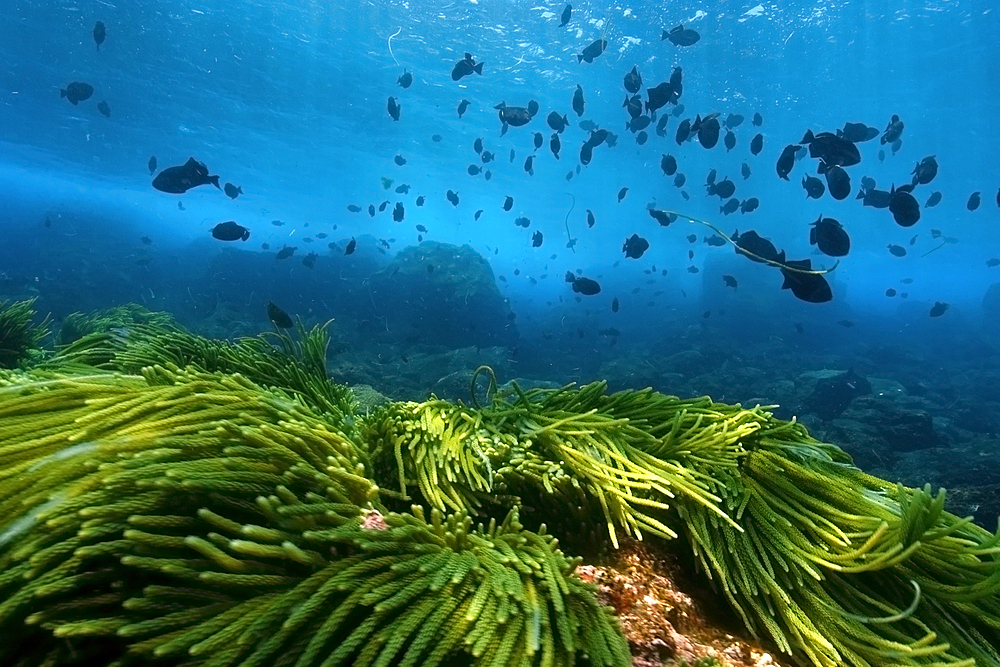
636;131;648;145
481;151;494;163
394;154;406;166
395;184;411;194
695;115;720;149
514;216;531;228
801;130;861;168
750;133;763;156
740;197;759;213
776;144;800;180
725;114;744;129
533;132;543;150
379;201;388;212
660;153;679;177
416;224;427;233
675;118;692;145
887;244;906;257
301;252;318;269
473;138;483;154
705;235;727;246
857;187;892;208
720;198;740;215
622;94;643;119
578;39;607;64
503;195;514;211
624;66;642;94
267;302;294;329
674;173;686;188
623;233;649;259
741;162;751;180
838;121;879;142
655;114;670;137
929;302;949;318
547;111;570;133
810;216;849;257
881;114;904;144
801;175;824;198
646;71;682;114
733;230;782;264
550;133;561;159
60;81;93;105
97;100;111;118
968;192;981;211
457;99;470;117
565;271;601;295
752;112;762;127
648;208;675;226
475;209;484;220
780;259;832;303
152;157;221;194
393;202;404;222
824;165;851;200
724;131;736;151
925;191;942;208
617;187;628;202
708;177;735;199
495;100;539;135
559;4;572;27
432;134;442;142
447;190;460;206
911;156;938;186
572;85;585;116
467;164;481;176
416;196;425;206
211;221;249;241
663;24;700;46
224;183;243;199
532;230;543;247
627;115;651;133
397;70;412;88
344;238;356;255
587;209;596;227
889;186;920;226
368;204;376;216
93;21;105;50
148;156;157;175
387;96;400;121
611;297;620;312
524;155;534;175
451;53;484;81
723;275;737;289
579;141;593;166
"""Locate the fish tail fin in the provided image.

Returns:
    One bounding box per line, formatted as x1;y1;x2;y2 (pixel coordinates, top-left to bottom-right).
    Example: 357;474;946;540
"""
801;129;814;143
238;186;244;194
210;175;221;189
60;89;67;98
474;62;483;75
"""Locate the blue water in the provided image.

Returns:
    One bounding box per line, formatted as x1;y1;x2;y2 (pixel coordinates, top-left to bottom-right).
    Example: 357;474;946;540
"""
2;0;999;366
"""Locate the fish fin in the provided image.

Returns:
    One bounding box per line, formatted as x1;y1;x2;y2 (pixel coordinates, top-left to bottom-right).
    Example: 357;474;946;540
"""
210;175;221;189
474;62;483;75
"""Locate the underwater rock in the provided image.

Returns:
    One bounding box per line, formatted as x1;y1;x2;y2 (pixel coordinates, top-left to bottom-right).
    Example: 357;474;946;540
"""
871;403;947;452
801;368;872;420
364;241;518;349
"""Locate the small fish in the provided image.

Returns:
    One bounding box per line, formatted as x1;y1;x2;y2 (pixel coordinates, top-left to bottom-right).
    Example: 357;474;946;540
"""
674;173;686;188
394;154;406;166
275;245;296;260
224;183;243;199
886;288;897;297
416;196;425;206
397;69;412;88
617;186;629;202
577;39;608;64
624;66;642;94
451;52;484;81
722;275;737;290
887;244;907;257
503;195;514;211
752;112;763;126
395;184;411;194
177;202;185;210
432;134;442;142
779;259;832;303
379;201;388;212
550;133;561;159
547;111;570;133
267;302;294;329
147;156;157;175
810;215;850;257
559;4;572;27
211;221;249;241
393;202;404;222
152;157;220;193
741;162;752;180
368;204;375;216
474;137;483;154
514;217;531;228
648;208;675;227
302;252;317;269
532;230;543;247
533;132;543;150
416;224;427;233
824;165;851;200
911;156;938;186
97;100;111;118
316;232;328;239
387;96;400;121
655;113;670;137
888;187;920;227
929;301;948;317
347;204;361;212
447;190;460;206
687;266;700;274
565;271;601;295
457;99;471;117
725;114;744;129
838;320;854;328
987;258;1000;268
881;114;904;145
878;149;886;162
705;235;727;247
687;234;697;243
475;209;484;220
93;21;106;50
660;154;678;176
622;233;649;259
724;131;736;151
572;85;585;116
611;297;620;312
663;24;700;46
802;175;825;199
524;155;534;175
775;144;799;180
468;164;482;176
968;192;981;211
586;209;596;228
140;235;152;244
750;133;763;156
344;238;356;255
61;81;94;105
925;191;942;208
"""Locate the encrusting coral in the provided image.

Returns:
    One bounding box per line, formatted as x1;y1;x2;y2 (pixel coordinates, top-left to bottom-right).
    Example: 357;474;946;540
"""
0;300;999;667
